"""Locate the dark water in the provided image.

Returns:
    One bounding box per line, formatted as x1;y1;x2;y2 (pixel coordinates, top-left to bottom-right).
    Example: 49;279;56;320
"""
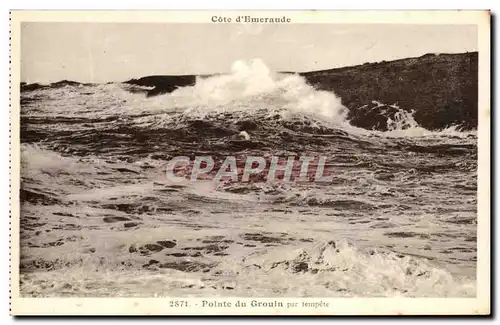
19;67;477;297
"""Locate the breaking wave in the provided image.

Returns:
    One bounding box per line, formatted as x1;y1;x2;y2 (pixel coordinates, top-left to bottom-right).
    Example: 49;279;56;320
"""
19;57;478;298
22;59;476;140
20;240;475;297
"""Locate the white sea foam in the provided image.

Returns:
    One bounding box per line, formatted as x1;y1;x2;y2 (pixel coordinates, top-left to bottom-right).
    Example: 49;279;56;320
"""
171;59;348;124
19;238;475;297
22;59;475;140
19;58;477;298
19;144;477;297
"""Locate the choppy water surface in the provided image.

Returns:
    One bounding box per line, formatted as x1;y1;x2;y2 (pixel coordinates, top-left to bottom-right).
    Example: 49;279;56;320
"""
19;61;477;297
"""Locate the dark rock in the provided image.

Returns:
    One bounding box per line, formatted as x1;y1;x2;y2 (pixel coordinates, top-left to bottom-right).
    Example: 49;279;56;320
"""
142;259;160;268
50;80;84;88
21;82;46;92
347;103;403;131
124;222;140;228
21;80;90;92
123;75;197;97
300;52;478;130
143;244;165;252
157;240;177;248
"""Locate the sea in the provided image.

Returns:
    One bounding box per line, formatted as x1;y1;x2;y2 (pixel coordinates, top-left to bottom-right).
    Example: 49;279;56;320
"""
19;59;477;297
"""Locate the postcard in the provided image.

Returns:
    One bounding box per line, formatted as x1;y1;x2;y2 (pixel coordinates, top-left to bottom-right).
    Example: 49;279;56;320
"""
9;10;490;315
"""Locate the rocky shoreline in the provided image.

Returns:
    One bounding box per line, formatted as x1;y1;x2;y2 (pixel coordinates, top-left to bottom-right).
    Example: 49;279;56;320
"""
21;52;478;131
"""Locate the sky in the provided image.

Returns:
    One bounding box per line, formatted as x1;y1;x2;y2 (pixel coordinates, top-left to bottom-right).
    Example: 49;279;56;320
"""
21;23;478;84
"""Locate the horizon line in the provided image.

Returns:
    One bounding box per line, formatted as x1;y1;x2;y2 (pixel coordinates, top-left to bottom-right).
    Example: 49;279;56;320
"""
20;51;478;86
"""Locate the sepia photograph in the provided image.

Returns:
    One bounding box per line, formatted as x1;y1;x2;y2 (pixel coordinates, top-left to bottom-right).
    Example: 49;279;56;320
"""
9;10;490;315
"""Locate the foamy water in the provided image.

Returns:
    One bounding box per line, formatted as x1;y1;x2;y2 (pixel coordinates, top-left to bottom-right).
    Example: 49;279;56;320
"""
20;60;477;297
